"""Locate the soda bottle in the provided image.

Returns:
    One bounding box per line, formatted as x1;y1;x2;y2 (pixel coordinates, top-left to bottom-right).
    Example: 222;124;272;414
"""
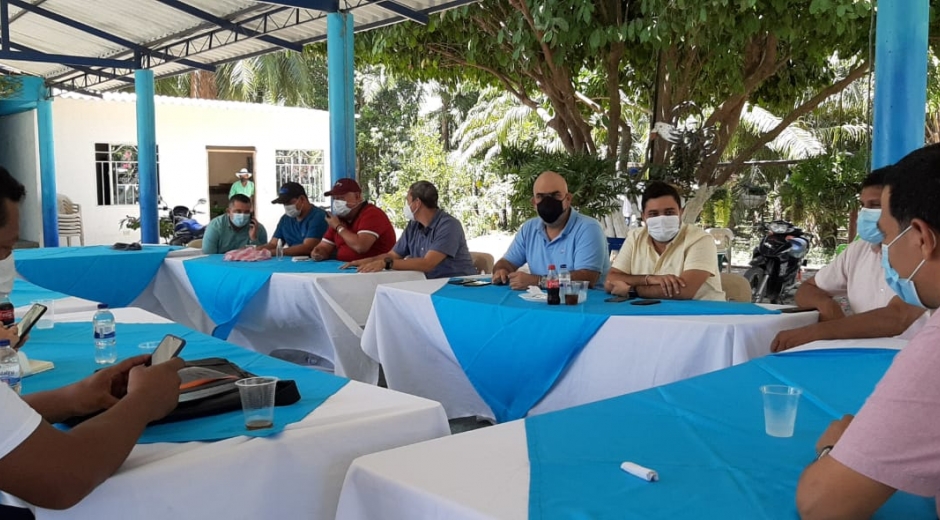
93;304;117;365
546;264;561;305
0;339;21;394
0;294;13;328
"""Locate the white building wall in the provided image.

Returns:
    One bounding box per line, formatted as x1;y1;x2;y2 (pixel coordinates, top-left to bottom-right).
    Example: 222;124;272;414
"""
0;111;42;244
52;94;331;246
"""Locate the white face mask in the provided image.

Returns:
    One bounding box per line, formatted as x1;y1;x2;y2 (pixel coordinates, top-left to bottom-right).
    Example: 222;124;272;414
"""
332;199;355;218
284;204;300;218
646;215;681;243
403;200;417;221
0;255;14;296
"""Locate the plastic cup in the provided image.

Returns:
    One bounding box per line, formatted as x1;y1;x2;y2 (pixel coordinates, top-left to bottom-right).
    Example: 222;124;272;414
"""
235;377;278;431
575;281;588;304
32;299;54;330
761;385;801;437
138;341;160;353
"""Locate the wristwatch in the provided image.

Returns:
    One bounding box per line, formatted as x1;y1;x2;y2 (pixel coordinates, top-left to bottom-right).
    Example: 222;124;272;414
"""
384;257;394;271
628;287;639;299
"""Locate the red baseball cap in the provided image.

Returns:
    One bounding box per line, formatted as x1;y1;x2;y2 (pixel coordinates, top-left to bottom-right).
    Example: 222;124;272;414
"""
324;178;362;197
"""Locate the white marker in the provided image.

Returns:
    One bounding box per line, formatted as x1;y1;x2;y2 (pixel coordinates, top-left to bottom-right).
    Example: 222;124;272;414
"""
621;461;658;482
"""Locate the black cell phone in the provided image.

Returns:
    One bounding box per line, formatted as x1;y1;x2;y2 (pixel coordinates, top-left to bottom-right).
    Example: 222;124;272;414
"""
11;303;47;349
631;299;662;306
605;295;631;303
150;334;186;365
780;307;817;314
448;278;468;285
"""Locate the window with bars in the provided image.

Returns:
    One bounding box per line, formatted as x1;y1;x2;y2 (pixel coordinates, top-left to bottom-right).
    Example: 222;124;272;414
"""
94;143;161;206
275;149;326;203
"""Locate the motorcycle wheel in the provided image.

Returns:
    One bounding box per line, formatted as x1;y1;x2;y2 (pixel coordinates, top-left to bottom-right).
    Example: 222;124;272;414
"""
743;267;768;303
169;236;188;246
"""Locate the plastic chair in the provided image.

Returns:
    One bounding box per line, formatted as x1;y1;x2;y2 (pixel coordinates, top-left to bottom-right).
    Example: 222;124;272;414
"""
721;273;752;302
187;239;203;250
706;228;734;272
470;252;495;274
57;194;84;246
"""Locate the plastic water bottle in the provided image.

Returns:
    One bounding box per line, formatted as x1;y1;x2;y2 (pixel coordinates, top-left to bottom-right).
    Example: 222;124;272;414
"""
0;339;21;394
558;264;571;290
93;304;117;365
276;239;284;261
546;264;561;306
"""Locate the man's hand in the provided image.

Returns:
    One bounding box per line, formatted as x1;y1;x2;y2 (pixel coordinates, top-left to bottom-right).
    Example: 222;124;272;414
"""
818;299;846;322
248;217;259;242
493;268;511;285
648;274;685;298
816;415;853;453
61;355;151;417
771;325;821;352
508;271;539;291
125;357;185;423
340;258;367;270
607;279;632;297
0;325;22;350
356;259;386;273
324;211;342;230
310;249;326;261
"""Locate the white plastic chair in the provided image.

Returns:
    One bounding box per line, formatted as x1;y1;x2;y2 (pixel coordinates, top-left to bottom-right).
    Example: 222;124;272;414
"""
57;194;84;246
706;228;734;273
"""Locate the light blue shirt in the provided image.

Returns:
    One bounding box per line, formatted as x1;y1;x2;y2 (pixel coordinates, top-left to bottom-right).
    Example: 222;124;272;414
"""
503;209;609;277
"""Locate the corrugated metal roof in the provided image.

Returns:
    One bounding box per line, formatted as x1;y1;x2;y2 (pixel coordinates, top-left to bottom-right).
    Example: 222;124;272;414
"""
0;0;476;94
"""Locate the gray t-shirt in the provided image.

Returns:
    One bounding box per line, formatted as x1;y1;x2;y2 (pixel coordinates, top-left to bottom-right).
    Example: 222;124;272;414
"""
393;210;477;279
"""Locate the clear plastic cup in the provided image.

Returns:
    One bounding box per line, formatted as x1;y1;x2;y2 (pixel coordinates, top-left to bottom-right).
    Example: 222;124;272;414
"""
32;299;54;330
761;385;802;437
235;377;278;430
564;281;589;305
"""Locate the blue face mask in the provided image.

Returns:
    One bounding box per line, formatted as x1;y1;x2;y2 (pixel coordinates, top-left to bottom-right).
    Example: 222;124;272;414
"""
857;208;885;244
230;213;251;228
881;226;927;308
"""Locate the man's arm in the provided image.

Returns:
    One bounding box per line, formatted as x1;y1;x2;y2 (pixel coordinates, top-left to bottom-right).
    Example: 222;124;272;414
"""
356;251;444;274
283;238;320;257
336;229;379;254
568;221;607;288
794;278;845;321
569;269;601;287
493;229;528;285
636;270;711;300
0;359;183;510
772;296;926;352
201;220;220;254
311;240;336;261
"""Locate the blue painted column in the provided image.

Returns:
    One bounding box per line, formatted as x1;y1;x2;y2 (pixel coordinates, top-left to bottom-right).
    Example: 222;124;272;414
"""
871;0;929;168
327;12;356;183
36;91;59;247
135;69;159;244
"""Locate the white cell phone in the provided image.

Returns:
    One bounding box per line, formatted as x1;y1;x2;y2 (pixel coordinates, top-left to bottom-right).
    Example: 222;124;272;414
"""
11;303;47;349
150;334;186;365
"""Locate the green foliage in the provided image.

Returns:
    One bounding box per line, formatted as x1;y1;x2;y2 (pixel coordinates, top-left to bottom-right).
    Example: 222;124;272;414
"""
700;188;734;229
494;147;634;228
119;215;175;242
0;74;17;99
777;152;867;251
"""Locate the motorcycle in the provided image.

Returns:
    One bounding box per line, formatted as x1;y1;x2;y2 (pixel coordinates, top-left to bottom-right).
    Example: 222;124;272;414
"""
165;197;208;246
743;220;812;304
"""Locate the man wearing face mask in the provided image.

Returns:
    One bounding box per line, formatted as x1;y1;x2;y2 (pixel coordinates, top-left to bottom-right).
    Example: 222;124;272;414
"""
259;182;328;257
605;181;724;301
310;178;395;262
795;144;940;519
343;180;476;278
770;167;927;352
201;194;268;255
492;171;609;289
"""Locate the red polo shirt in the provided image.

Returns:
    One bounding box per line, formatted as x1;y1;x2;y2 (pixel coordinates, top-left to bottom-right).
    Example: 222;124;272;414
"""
322;203;396;261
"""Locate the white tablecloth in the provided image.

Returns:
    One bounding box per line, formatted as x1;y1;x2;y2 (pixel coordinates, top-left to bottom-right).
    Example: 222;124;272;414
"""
5;308;450;520
362;279;819;421
786;337;908;353
137;257;425;383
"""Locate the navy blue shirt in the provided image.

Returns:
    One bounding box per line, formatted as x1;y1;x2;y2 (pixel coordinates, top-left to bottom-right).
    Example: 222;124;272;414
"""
393;210;476;279
273;206;328;246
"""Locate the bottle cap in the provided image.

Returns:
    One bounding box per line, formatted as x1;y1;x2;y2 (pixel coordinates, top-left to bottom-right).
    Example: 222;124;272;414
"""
548;264;556;270
97;303;109;310
0;339;9;347
560;264;568;269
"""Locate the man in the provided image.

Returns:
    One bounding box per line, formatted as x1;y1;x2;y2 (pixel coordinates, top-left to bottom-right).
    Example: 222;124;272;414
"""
259;182;327;257
771;167;927;351
0;166;184;514
201;194;268;254
228;168;255;199
310;178;396;262
344;180;476;278
605;181;725;301
796;144;940;519
492;171;609;290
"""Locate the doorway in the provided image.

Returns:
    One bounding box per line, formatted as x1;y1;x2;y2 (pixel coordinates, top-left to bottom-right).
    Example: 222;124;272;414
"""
206;146;255;219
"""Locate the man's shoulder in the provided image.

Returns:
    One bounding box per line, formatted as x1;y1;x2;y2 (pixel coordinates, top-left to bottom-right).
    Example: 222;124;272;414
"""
361;203;392;223
569;211;605;235
681;224;711;241
208;215;228;229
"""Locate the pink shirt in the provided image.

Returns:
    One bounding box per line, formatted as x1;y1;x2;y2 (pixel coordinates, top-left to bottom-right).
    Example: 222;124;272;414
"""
831;310;940;513
813;240;927;339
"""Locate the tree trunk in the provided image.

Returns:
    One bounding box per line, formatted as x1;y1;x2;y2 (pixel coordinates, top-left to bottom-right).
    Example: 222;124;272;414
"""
190;70;218;100
682;184;718;224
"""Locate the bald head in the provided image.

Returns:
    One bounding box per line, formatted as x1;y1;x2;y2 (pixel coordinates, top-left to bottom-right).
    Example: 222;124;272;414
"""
533;171;568;196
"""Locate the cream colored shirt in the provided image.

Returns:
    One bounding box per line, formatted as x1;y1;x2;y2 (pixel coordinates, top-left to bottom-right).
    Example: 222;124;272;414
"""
612;224;725;301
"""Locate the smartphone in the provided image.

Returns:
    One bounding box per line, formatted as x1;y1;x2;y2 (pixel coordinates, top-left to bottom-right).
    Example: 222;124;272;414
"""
780;307;817;314
150;334;186;365
11;303;47;349
631;299;662;306
448;278;468;285
463;280;491;287
605;295;631;303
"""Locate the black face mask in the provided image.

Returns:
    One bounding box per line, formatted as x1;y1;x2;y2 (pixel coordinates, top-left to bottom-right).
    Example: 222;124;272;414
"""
537;197;565;224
